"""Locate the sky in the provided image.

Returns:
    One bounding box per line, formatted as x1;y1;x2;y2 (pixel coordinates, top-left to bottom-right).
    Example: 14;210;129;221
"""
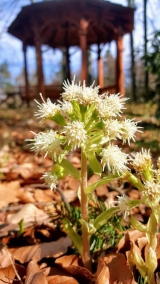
0;0;159;86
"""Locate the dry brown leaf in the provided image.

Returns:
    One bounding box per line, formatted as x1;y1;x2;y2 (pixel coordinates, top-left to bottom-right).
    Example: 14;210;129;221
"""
102;253;134;284
34;189;54;202
95;258;110;284
88;174;108;197
0;181;21;209
12;163;36;179
17;190;35;203
55;255;95;282
47;275;79;284
11;236;72;263
69;155;81;168
0;265;15;284
7;203;48;225
0;245;14;268
128;189;141;200
55;255;80;267
137;236;148;251
63;190;77;203
25;259;47;284
117;230;145;252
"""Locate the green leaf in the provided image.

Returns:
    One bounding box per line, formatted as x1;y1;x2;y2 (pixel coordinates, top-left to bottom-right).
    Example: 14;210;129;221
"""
146;213;157;249
86;121;104;134
85;131;104;149
51;113;66;126
60;158;80;180
79;219;96;237
130;216;147;233
93;207;118;230
79;104;87;121
71;101;82;121
51;164;65;179
85;174;119;195
84;104;96;125
86;152;102;175
63;218;82;255
124;172;144;191
17;219;24;237
152;205;160;225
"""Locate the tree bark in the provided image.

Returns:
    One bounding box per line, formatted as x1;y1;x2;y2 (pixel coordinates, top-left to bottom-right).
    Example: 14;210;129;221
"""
127;0;136;101
144;0;149;98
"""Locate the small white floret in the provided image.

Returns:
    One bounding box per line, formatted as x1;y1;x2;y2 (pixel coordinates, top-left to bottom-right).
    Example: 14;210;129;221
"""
62;121;87;150
61;78;81;102
114;195;131;218
120;119;142;145
103;119;122;141
130;149;152;172
100;144;129;175
143;180;160;202
35;94;60;121
30;130;61;159
77;81;99;105
96;93;128;119
42;171;58;191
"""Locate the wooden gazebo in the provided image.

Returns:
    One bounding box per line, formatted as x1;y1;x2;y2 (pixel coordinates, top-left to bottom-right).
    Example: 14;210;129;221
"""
8;0;134;104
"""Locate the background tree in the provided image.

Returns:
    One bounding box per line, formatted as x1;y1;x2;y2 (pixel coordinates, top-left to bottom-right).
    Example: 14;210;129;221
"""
103;49;115;87
143;31;160;111
127;0;137;101
0;61;14;92
144;0;149;98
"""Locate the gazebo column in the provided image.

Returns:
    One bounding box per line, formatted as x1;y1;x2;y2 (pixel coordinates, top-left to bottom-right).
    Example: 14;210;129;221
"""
116;34;125;95
22;42;30;107
79;19;88;83
33;24;45;97
97;44;104;88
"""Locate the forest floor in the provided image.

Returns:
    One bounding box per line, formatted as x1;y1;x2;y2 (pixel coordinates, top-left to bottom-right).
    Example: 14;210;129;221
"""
0;102;160;284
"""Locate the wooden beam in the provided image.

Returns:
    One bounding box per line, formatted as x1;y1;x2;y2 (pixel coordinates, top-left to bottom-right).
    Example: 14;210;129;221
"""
79;19;88;84
97;44;104;88
33;23;45;98
23;42;30;107
116;34;125;95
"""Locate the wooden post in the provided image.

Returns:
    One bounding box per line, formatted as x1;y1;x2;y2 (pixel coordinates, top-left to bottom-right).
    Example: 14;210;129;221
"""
97;44;104;88
116;34;125;95
79;19;88;84
23;42;30;107
33;23;45;98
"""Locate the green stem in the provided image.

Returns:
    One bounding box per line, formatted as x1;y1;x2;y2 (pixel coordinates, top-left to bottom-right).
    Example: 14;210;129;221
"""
81;150;91;271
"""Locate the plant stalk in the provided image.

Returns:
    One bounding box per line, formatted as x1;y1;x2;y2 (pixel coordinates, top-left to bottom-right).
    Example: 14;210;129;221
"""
81;150;91;271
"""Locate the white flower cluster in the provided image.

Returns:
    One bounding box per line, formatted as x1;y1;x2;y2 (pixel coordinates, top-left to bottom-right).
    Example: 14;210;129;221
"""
30;130;62;160
114;195;132;219
62;121;87;150
142;180;160;203
100;144;128;174
29;78;142;189
130;149;152;172
35;93;60;122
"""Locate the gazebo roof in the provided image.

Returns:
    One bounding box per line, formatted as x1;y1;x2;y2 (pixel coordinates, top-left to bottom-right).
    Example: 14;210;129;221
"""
8;0;134;48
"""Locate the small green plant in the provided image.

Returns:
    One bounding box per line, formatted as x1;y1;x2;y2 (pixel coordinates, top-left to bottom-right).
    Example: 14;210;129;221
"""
28;78;160;283
50;199;128;254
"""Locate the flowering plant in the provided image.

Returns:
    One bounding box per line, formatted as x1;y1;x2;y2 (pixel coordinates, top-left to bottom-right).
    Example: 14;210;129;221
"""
29;78;160;282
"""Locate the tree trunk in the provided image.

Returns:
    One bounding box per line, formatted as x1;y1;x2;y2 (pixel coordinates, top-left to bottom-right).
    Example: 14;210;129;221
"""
127;0;137;101
144;0;149;98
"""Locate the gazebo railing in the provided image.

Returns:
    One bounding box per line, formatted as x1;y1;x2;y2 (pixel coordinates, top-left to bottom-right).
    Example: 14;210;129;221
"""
99;85;117;95
18;84;117;105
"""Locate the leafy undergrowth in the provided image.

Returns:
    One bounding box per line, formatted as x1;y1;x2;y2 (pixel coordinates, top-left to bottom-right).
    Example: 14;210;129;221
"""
0;104;160;283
